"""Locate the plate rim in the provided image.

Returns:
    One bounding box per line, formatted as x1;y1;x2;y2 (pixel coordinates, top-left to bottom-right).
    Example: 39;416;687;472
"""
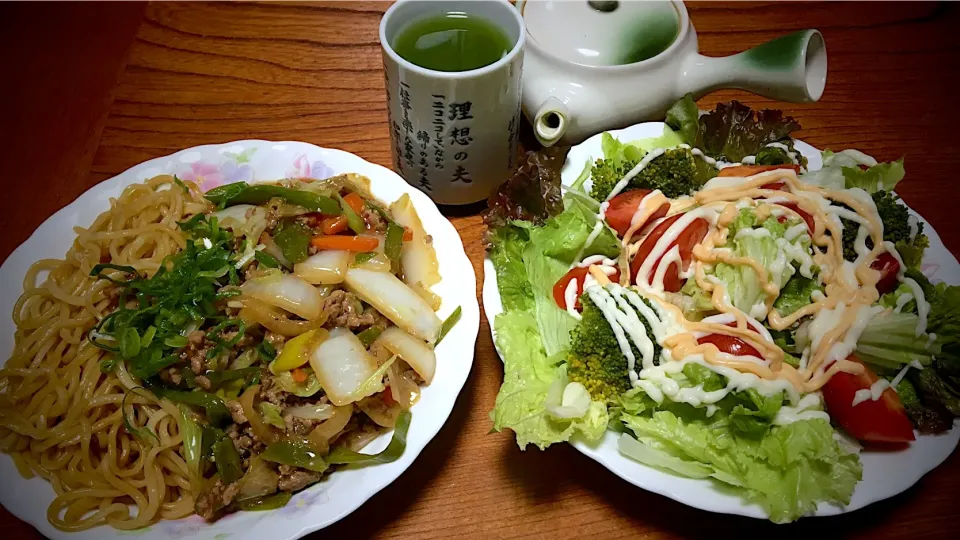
0;139;481;539
481;122;960;520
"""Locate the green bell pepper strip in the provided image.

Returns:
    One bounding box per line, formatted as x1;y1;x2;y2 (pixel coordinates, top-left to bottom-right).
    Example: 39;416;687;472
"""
147;384;232;427
273;221;312;264
260;440;329;473
205;366;261;389
352;252;377;266
326;410;411;465
254;250;281;269
205;182;340;214
212;435;244;484
435;306;462;345
234;492;293;511
336;194;366;234
356;326;383;347
384;223;404;274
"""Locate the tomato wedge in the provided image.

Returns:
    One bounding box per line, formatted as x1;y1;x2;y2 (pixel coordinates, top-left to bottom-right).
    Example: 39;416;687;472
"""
717;164;800;178
605;189;670;238
870;252;900;295
697;334;762;358
820;356;915;443
717;318;762;334
630;214;709;293
552;266;622;311
774;201;815;232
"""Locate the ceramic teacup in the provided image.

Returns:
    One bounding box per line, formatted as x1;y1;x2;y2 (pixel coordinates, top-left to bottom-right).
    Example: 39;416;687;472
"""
380;0;525;205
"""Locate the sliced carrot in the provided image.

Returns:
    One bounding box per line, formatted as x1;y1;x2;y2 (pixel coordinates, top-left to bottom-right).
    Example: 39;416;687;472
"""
344;192;365;214
291;368;307;383
402;227;413;241
321;215;348;235
311;235;379;252
381;386;398;407
717;164;800;177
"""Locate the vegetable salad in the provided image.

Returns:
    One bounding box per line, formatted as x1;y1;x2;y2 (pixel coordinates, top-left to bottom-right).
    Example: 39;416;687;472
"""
485;95;959;522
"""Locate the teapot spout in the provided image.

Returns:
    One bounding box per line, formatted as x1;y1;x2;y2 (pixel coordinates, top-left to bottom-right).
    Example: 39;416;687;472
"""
678;29;827;103
532;97;570;147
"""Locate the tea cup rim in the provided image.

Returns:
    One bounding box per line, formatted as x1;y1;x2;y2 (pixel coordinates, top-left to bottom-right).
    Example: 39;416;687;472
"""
380;0;526;79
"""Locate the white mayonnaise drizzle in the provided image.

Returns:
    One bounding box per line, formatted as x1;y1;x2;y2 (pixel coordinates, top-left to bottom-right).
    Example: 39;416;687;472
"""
851;379;890;407
894;293;915;313
565;278;581;321
774;393;830;425
902;277;929;336
578;255;617;268
606;149;666;201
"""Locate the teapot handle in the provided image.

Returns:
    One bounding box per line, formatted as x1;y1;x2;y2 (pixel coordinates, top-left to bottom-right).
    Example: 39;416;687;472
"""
533;97;570;147
678;29;827;103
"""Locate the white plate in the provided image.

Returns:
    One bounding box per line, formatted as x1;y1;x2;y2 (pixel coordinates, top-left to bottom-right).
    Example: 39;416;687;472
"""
0;141;480;539
482;122;960;519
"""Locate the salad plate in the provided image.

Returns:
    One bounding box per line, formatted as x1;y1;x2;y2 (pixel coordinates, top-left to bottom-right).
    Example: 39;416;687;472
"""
482;116;960;521
0;140;480;539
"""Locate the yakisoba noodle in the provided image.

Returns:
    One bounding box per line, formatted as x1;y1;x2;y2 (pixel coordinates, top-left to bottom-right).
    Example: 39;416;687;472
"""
0;175;208;530
1;171;444;531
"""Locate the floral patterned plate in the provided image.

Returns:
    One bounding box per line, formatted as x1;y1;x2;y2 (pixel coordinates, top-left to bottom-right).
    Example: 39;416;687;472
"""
482;122;960;520
0;141;480;539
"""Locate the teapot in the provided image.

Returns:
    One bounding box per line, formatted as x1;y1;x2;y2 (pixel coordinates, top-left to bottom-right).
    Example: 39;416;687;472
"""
518;0;827;146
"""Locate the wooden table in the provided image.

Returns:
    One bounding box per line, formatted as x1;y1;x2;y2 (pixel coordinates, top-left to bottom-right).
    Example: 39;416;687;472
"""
1;1;959;538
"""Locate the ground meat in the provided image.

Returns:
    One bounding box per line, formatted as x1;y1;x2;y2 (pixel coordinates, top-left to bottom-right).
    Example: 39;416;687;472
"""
243;261;261;282
259;374;298;408
195;375;212;391
264;204;282;233
264;331;286;349
364;308;390;331
360;206;387;234
277;465;321;492
180;330;213;375
226;400;248;424
258;374;317;410
236;333;255;348
195;478;241;520
159;366;183;386
226;423;266;467
283;415;321;436
322;290;376;328
296;213;322;230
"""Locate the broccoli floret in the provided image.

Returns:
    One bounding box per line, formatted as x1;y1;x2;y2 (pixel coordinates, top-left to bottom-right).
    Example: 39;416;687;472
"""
590;148;717;201
566;293;662;404
840;190;928;262
873;190;916;245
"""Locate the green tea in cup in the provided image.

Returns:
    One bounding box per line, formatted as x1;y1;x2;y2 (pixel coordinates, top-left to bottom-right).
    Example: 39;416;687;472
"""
380;0;525;205
392;12;513;72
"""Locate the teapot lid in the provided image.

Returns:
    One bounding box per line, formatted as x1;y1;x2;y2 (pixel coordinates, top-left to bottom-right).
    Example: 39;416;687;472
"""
520;0;681;66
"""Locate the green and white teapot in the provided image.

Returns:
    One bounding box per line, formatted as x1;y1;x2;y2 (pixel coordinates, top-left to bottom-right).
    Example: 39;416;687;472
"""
518;0;827;145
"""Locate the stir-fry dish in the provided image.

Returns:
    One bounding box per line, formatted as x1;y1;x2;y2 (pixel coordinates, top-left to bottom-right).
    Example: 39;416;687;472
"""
0;173;459;530
486;95;960;522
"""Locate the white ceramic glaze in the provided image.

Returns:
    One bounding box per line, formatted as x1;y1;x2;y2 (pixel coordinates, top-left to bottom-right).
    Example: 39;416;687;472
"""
481;122;960;519
0;140;481;539
518;1;828;146
380;0;525;205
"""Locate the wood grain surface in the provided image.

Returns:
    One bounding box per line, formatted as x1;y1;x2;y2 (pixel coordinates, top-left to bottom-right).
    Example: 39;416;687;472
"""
1;1;959;538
